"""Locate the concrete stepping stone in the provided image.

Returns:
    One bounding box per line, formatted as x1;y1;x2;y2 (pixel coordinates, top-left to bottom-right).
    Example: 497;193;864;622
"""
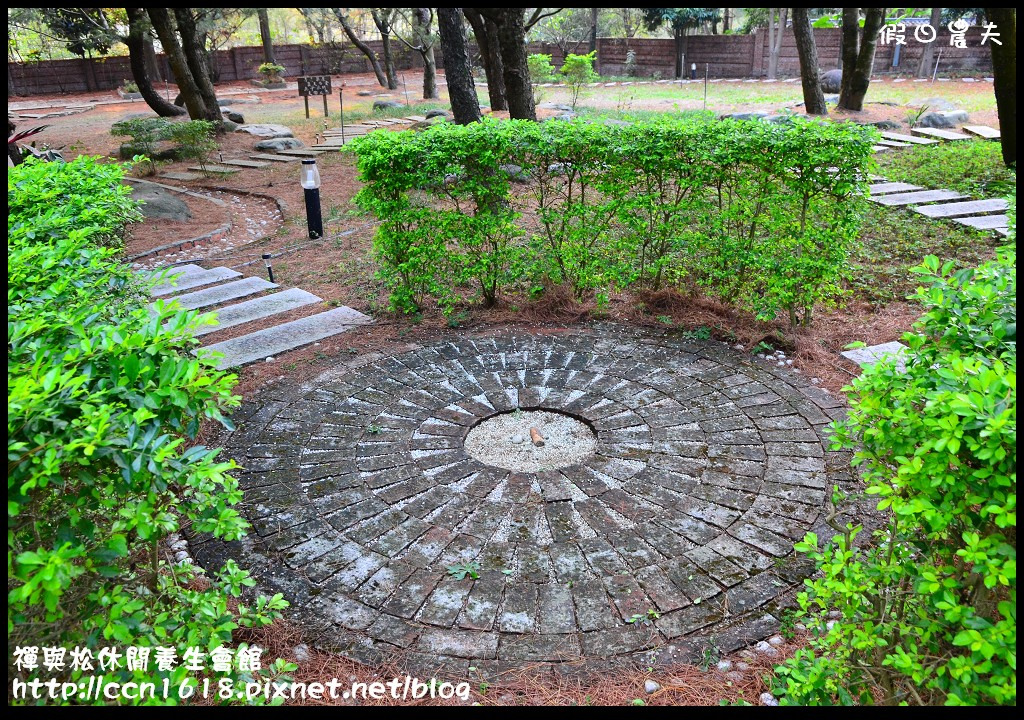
162;277;277;311
202;306;372;369
871;145;892;153
868;182;923;195
144;263;206;283
160;171;205;181
952;214;1010;231
405;115;427;122
187;164;240;174
276;148;327;157
875;139;912;148
151;267;240;296
250;153;301;162
913;198;1008;219
962;125;1000;140
193;288;323;336
994;227;1010;237
880;131;939;145
220;158;271;168
841;341;908;372
910;127;973;141
868;189;966;206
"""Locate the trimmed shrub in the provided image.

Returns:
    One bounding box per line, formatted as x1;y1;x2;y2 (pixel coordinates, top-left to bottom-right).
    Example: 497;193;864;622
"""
772;203;1016;705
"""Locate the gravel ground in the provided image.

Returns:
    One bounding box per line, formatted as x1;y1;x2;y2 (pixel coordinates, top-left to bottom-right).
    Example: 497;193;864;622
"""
463;409;597;472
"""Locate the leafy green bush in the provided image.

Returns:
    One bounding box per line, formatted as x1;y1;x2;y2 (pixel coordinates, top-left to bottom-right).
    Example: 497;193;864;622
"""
8;156;290;705
166;120;218;174
560;51;598;110
111;117;172;155
350;116;874;322
772;203;1016;706
8;155;140;249
527;53;557;105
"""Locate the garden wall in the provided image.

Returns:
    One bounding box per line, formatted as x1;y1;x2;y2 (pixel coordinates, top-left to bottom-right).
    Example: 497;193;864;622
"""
8;29;993;96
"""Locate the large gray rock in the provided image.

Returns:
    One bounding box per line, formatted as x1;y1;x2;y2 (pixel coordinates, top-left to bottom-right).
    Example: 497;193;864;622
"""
118;141;180;162
373;99;403;111
820;68;843;93
221;120;240;132
357;90;375;96
254;137;305;151
920;97;959;112
916;110;969;128
221;108;245;124
723;112;768;121
237;124;295;139
425;108;451;119
218;96;261;106
868;119;902;130
131;185;192;221
539;102;573;112
499;163;531;183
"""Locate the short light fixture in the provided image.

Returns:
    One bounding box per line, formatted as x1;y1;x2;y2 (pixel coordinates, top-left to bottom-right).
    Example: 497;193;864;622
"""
300;158;323;239
262;253;275;283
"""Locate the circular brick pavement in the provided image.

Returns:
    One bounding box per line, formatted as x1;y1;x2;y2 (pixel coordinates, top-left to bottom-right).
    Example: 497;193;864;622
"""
193;326;850;676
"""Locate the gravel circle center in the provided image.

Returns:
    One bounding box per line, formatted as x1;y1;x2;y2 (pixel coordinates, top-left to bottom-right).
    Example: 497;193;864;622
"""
464;410;598;472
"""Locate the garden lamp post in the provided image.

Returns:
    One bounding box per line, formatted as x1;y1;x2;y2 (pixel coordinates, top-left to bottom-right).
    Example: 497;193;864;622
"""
301;158;323;239
262;253;275;283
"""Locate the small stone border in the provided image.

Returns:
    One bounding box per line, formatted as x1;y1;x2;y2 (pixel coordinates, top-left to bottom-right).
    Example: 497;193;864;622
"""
124;178;232;262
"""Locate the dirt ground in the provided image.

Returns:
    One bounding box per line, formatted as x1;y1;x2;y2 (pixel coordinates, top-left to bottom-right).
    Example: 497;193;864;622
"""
9;70;1003;705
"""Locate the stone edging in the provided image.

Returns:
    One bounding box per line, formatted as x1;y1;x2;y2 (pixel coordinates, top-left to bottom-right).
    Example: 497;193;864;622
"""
125;178;232;262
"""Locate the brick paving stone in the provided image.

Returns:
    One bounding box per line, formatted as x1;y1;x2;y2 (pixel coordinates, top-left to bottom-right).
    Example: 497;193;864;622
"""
196;328;845;673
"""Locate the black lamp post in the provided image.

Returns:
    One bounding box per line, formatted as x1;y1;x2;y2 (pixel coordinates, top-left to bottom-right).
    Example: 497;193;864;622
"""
301;158;323;239
262;253;275;283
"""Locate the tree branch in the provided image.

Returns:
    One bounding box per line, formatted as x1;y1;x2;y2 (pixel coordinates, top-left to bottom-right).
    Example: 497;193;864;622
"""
525;8;563;31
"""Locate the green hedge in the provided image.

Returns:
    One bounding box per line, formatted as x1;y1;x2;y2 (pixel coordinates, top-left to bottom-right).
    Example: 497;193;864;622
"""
8;157;291;704
773;202;1016;705
351;116;876;324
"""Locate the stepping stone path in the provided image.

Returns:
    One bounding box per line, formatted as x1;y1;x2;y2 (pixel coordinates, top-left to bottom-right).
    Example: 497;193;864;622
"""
912;198;1008;219
879;131;938;145
187;164;239;175
962;125;1001;140
159;171;204;181
191;327;849;674
220;158;271;169
868;189;966;206
953;214;1010;231
249;153;301;162
910;127;973;142
143;264;372;367
867;182;922;195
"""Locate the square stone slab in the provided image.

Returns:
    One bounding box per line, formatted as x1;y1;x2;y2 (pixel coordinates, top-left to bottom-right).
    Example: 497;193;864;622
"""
160;276;277;311
186;164;239;174
962;125;1000;140
160;171;204;181
193;287;322;336
276;148;328;157
151;267;241;296
952;214;1010;230
875;139;912;148
911;128;973;141
220;158;271;168
250;153;301;162
913;198;1008;219
869;189;966;206
880;131;939;145
841;341;908;371
868;182;923;195
871;145;892;153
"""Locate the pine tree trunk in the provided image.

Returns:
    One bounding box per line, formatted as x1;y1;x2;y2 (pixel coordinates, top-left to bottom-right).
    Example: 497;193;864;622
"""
147;9;215;122
333;8;388;87
792;8;828;115
173;9;221;122
412;9;438;100
372;11;399;90
916;7;942;78
674;28;683;79
258;9;275;64
465;10;507;111
839;7;884;111
493;9;536;120
126;8;186;117
838;8;860;106
437;8;481;124
986;8;1016;167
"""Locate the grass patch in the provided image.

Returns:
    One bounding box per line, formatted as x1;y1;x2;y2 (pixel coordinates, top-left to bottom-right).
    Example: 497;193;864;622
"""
877;141;1015;198
848;202;1003;304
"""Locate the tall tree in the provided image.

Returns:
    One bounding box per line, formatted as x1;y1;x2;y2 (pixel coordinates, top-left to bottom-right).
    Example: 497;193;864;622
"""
766;8;789;80
257;8;275;65
589;7;598;53
839;8;860;96
332;8;388;87
483;9;537;120
397;8;438;99
173;9;221;119
147;9;220;122
641;8;721;79
125;8;185;117
464;9;507;111
371;9;399;89
437;7;481;124
985;8;1015;167
837;8;885;111
916;7;943;78
792;8;828;115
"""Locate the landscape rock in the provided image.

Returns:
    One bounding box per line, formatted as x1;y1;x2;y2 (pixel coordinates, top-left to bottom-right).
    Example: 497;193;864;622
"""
218;96;260;106
373;99;404;111
920;97;959;112
819;68;843;93
293;644;311;663
500;163;531;183
550;112;578;122
357;90;375;96
130;185;192;221
539;102;573;112
723;112;768;121
238;124;294;139
644;680;661;694
221;108;245;124
868;119;902;130
764;114;794;124
221;119;239;132
425;108;451;119
716;660;733;672
254;137;305;151
760;692;779;707
916;109;969;128
118;141;180;162
754;640;778;656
